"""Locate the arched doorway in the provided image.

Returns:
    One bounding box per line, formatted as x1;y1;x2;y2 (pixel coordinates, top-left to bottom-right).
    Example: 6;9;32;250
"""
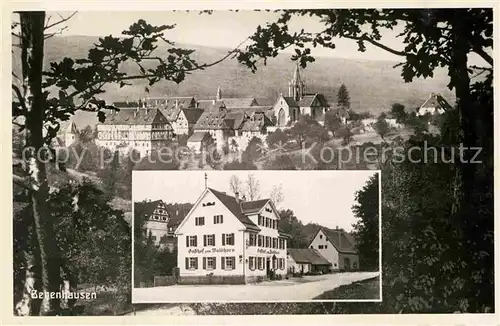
278;108;286;127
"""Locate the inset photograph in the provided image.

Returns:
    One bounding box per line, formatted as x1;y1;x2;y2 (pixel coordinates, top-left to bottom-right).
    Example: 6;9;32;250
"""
132;170;380;303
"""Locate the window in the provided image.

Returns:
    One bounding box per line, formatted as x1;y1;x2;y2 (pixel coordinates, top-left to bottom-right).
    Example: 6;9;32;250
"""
279;258;285;270
249;257;256;270
265;236;270;248
258;235;263;247
334;263;337;267
318;245;324;249
222;233;234;246
185;257;198;270
221;257;236;270
325;245;327;249
195;216;205;226
249;234;257;246
310;245;314;249
258;215;264;226
272;220;276;229
204;234;215;246
186;235;197;247
272;238;278;249
213;215;223;224
272;258;277;269
265;218;270;228
279;238;285;250
203;257;216;270
162;216;167;221
258;257;264;270
320;235;323;239
151;236;157;241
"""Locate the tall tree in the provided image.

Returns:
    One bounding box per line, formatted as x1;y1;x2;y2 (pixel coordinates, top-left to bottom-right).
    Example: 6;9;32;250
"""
12;11;240;315
269;184;284;208
336;83;351;114
351;174;379;271
229;175;243;196
245;173;260;201
373;115;391;141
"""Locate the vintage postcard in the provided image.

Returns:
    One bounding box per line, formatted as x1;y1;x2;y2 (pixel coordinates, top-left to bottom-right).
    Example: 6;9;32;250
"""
4;1;497;325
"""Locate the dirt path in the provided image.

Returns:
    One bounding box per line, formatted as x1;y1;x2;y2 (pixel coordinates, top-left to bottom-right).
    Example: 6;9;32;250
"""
132;272;380;303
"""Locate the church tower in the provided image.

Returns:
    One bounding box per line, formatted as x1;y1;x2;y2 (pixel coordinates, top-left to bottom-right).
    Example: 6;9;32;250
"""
288;62;305;101
65;121;78;147
216;86;222;101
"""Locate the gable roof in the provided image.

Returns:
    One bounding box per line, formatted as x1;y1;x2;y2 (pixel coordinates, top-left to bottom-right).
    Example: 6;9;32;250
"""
241;112;274;132
99;108;168;125
240;199;269;214
308;228;358;254
112;101;140;108
208;188;261;232
194;108;232;130
135;199;165;219
419;93;452;111
181;108;204;124
298;94;329;108
288;248;331;265
279;96;299;107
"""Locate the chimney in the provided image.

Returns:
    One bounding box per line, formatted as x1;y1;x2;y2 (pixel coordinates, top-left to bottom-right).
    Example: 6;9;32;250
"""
242;195;247;202
235;192;240;203
175;99;179;109
176;209;179;215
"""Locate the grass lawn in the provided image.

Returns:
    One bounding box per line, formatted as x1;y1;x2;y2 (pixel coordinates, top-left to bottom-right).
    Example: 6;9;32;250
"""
313;276;380;300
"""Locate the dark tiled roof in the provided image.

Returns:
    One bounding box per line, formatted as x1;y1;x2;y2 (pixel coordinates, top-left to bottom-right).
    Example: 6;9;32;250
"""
144;96;196;108
419;93;452;111
322;228;357;254
181;108;204;124
196;100;217;110
288;248;331;265
135;199;164;219
279;96;299;107
241;112;273;132
240;199;269;214
208;188;261;232
100;108;169;125
165;203;193;227
221;98;259;108
194;109;231;130
188;132;210;143
298;94;329;107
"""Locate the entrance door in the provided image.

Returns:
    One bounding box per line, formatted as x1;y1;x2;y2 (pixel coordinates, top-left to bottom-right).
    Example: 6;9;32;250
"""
266;258;271;275
278;108;286;127
344;257;351;271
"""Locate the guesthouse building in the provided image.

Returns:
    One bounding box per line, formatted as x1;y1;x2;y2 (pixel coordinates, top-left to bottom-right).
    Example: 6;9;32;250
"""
174;187;288;284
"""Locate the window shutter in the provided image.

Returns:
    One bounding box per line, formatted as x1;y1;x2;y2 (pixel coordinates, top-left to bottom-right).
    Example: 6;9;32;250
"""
194;235;197;247
221;215;223;223
204;235;207;247
213;216;216;224
213;234;216;246
203;257;207;270
195;257;198;269
213;257;217;269
221;257;225;270
232;257;236;270
186;236;189;247
222;233;226;246
230;233;234;245
185;257;189;269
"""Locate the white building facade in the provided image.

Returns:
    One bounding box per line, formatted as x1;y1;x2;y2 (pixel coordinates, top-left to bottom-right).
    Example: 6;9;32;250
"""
175;188;288;284
308;228;360;271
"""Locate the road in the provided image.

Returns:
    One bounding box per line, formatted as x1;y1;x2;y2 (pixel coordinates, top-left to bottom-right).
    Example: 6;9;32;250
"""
132;272;380;303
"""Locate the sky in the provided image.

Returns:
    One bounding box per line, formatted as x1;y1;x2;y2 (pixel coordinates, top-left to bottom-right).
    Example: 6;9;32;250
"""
48;10;406;61
132;170;379;232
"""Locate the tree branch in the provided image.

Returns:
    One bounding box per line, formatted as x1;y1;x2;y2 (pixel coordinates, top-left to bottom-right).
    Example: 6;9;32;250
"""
12;84;27;112
472;46;493;66
44;11;77;30
345;33;409;57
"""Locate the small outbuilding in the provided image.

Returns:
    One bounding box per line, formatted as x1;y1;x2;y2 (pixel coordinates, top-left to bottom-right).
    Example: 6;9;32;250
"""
287;248;331;275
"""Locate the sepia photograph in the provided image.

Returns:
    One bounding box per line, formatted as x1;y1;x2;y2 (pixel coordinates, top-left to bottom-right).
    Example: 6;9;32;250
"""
131;170;381;303
7;2;495;321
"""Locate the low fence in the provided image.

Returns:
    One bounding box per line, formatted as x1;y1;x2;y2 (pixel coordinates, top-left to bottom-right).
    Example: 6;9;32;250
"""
153;276;178;287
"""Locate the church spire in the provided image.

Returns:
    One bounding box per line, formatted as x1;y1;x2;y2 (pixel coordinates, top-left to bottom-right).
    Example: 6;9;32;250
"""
289;62;305;101
216;86;222;101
